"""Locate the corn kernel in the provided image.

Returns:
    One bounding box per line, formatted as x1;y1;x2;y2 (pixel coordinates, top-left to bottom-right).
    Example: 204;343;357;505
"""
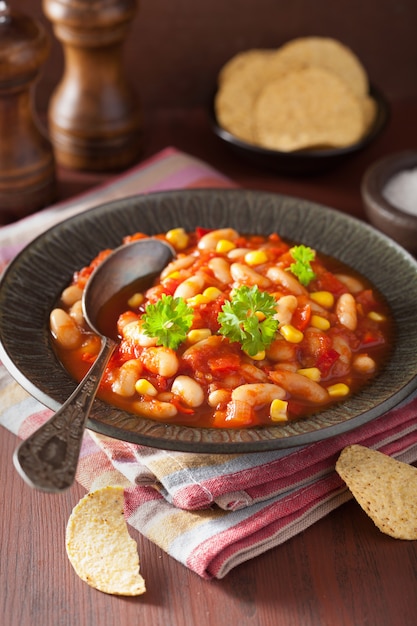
166;228;189;251
368;311;386;322
254;310;266;321
310;291;335;308
327;383;350;398
246;349;265;361
244;250;268;266
280;324;304;343
297;367;321;382
187;328;212;344
135;379;158;396
203;286;222;301
270;399;289;422
127;292;144;308
164;270;181;280
310;314;331;330
187;294;210;307
216;239;236;253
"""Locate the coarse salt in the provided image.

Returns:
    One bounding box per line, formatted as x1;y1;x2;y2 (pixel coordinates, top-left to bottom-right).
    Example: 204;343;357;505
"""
382;167;417;216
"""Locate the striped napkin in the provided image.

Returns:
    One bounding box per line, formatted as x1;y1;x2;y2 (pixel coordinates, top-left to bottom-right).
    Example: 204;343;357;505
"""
1;147;417;580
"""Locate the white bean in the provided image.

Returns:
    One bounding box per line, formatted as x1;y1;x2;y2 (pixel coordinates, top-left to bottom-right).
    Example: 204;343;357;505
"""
50;308;83;350
133;399;178;419
231;383;286;407
182;335;223;359
230;262;271;288
208;257;232;284
353;354;376;374
336;293;357;330
266;266;307;295
269;369;329;404
69;300;85;327
160;254;195;279
61;284;83;307
335;273;364;294
111;359;143;397
121;319;158;347
174;273;205;299
198;228;239;251
171;375;205;407
275;295;298;327
330;335;352;377
240;362;269;382
208;388;231;407
227;247;249;259
266;337;297;362
141;346;179;377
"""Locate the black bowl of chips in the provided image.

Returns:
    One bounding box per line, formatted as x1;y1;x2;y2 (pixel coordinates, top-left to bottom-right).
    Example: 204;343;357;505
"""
211;38;389;175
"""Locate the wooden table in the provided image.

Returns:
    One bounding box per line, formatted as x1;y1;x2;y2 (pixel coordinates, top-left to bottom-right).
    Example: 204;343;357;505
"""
2;101;417;626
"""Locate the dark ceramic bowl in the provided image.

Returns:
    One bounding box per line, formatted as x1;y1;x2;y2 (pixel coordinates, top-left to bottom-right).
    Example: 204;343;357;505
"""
361;150;417;256
1;189;417;453
210;85;389;176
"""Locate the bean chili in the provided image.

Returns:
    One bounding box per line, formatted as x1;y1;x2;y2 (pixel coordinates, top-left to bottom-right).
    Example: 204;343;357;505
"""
50;227;393;429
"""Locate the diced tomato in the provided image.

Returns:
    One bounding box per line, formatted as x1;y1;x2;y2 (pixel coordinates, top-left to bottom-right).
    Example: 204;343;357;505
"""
361;329;385;347
355;289;381;315
170;397;195;415
208;353;241;374
292;303;312;331
122;232;148;244
196;227;213;239
313;269;347;296
316;347;340;377
145;279;178;302
197;296;227;331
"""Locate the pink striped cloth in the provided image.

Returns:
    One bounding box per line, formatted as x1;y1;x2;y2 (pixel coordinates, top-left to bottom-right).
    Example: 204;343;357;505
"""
1;147;417;579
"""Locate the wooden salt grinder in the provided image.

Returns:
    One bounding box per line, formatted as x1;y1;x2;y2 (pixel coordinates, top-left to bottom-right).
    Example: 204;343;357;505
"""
43;0;142;171
0;3;56;221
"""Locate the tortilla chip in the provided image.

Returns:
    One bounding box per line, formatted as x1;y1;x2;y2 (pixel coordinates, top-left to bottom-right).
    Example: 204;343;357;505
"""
215;49;298;143
254;66;365;151
276;36;369;98
66;486;146;595
336;445;417;540
217;48;276;85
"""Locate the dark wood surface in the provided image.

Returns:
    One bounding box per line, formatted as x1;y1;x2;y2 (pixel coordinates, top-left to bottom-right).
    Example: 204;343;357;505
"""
2;101;417;626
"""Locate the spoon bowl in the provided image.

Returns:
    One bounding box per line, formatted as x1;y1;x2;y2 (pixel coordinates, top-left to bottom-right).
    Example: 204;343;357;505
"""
13;238;175;492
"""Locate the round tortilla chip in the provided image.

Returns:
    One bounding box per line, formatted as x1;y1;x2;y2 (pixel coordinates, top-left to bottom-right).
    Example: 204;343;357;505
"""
217;48;276;85
276;36;369;98
336;445;417;540
215;48;297;143
254;66;365;151
66;486;146;596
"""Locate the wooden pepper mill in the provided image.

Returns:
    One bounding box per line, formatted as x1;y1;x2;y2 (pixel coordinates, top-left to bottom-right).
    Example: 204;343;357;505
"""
43;0;142;171
0;2;56;222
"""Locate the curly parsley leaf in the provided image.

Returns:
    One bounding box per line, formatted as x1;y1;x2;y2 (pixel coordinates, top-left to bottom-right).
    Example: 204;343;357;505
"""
217;285;279;357
288;245;316;286
142;294;194;350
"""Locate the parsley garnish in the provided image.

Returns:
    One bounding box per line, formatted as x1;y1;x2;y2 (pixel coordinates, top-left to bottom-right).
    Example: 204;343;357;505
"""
288;245;316;286
142;294;194;350
218;285;279;357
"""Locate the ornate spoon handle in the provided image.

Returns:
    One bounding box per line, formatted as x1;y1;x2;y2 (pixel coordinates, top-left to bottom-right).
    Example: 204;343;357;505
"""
13;337;116;493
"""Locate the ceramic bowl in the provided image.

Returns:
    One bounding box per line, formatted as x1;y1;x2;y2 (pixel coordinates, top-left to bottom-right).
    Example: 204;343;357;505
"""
361;150;417;256
1;189;417;453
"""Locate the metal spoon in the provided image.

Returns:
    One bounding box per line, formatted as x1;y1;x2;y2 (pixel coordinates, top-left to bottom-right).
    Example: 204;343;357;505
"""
13;238;175;493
